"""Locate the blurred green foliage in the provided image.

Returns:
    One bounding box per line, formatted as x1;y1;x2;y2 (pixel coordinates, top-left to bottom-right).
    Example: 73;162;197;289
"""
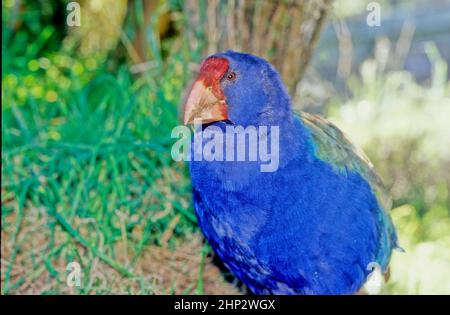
328;42;450;294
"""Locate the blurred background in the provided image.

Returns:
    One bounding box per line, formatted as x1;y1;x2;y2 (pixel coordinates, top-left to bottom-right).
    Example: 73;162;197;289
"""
2;0;449;294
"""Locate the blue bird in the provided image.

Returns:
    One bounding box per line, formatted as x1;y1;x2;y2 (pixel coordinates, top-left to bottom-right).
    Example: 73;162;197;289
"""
183;51;400;294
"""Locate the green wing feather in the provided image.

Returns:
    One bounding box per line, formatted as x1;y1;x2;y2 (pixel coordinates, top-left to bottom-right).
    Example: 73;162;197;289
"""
299;112;400;267
300;111;392;212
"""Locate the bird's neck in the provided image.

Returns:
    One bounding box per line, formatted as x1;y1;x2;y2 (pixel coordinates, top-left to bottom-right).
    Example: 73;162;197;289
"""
190;114;313;188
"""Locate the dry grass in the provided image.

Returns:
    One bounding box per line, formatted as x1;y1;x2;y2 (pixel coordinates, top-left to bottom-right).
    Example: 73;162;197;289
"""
1;200;239;295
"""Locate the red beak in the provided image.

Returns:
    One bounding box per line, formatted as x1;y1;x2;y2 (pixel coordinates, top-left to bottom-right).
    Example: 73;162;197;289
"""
183;57;229;125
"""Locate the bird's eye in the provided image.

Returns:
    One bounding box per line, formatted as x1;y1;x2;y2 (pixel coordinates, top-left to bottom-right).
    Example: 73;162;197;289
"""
226;72;237;81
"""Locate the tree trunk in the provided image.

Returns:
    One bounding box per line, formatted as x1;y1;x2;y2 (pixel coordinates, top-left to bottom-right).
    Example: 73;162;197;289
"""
184;0;334;95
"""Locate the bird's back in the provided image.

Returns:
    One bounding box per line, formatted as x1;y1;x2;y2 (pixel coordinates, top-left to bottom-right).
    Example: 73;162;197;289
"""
190;114;398;294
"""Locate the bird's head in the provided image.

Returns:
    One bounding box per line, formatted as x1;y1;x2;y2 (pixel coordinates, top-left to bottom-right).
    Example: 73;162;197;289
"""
183;51;292;127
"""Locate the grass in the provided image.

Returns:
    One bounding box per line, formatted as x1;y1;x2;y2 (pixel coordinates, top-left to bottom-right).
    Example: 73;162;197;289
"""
1;58;240;294
3;67;184;293
1;1;241;294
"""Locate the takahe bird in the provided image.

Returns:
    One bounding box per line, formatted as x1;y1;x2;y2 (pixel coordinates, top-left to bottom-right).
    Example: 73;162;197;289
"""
183;51;400;295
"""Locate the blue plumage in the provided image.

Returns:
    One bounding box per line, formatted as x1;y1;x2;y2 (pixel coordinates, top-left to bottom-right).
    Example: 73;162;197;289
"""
186;51;398;294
